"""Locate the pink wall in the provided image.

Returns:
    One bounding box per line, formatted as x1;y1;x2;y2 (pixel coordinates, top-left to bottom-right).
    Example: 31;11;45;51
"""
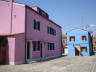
0;1;26;64
26;7;62;59
12;3;25;33
7;33;25;64
0;1;12;34
7;36;16;62
0;1;62;64
0;1;25;34
15;34;25;62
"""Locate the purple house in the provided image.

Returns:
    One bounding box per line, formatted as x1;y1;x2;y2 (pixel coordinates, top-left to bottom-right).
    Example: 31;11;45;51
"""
0;1;62;65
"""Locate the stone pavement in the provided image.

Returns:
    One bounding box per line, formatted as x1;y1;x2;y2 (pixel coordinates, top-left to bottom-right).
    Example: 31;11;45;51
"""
0;56;96;72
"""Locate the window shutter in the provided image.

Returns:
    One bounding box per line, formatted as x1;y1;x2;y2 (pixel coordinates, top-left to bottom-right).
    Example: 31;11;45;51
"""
37;21;40;30
37;41;40;51
48;43;50;50
34;19;36;29
47;27;50;34
33;41;36;51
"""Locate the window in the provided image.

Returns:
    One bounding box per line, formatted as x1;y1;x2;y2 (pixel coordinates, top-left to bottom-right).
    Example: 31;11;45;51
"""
48;43;55;50
34;19;40;31
33;41;40;51
47;27;56;35
2;0;8;2
82;36;87;41
69;36;75;41
81;46;87;52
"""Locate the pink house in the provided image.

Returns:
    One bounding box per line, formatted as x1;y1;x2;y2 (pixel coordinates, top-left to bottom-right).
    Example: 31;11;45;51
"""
0;1;62;65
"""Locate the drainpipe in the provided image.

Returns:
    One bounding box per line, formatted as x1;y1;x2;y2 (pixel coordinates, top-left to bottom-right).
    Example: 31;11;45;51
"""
7;0;13;65
61;30;62;56
25;6;27;63
9;0;14;34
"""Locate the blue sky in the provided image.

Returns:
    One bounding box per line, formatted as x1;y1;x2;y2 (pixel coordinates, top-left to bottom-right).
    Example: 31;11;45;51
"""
15;0;96;33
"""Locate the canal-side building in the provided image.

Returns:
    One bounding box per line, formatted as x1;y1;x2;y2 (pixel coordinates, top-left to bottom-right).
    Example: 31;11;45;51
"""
67;28;93;56
0;1;62;65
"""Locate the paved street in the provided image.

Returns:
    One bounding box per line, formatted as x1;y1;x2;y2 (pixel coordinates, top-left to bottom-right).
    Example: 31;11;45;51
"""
0;56;96;72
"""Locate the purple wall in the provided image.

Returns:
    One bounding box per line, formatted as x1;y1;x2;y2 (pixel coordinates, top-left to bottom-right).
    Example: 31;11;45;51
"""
15;34;25;62
26;7;62;59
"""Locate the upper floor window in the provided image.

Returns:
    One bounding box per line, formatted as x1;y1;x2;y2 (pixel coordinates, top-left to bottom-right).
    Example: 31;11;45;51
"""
69;36;75;42
48;43;55;50
34;19;40;31
82;36;87;41
47;27;56;36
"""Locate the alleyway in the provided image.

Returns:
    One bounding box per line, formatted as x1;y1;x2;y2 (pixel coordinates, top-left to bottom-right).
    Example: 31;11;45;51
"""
0;56;96;72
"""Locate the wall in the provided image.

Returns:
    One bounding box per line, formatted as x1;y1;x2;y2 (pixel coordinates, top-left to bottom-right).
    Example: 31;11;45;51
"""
12;3;25;33
7;36;16;64
7;33;25;65
15;33;25;63
0;1;12;34
0;1;26;64
67;29;92;56
26;7;62;59
0;1;25;34
88;33;94;55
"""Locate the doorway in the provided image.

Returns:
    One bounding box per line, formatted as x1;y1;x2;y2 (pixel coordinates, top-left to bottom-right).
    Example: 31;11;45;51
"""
26;41;32;60
0;36;8;64
40;42;43;58
75;48;80;56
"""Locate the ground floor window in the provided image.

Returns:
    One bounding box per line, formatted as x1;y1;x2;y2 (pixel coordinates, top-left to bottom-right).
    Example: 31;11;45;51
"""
81;46;87;52
33;41;41;51
48;43;55;50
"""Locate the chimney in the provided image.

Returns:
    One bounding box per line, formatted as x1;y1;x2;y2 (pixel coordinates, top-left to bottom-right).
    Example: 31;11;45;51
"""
32;6;49;19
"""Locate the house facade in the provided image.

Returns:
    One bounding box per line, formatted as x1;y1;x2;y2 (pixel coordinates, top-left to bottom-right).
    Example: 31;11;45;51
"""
67;29;93;56
0;1;62;65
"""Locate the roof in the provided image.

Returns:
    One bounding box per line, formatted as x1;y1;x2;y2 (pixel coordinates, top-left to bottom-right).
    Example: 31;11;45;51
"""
26;6;61;28
0;32;24;36
66;28;88;33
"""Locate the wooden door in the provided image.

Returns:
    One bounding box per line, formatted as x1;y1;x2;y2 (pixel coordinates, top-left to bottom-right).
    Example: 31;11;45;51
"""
75;48;80;56
0;46;6;64
0;37;7;64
